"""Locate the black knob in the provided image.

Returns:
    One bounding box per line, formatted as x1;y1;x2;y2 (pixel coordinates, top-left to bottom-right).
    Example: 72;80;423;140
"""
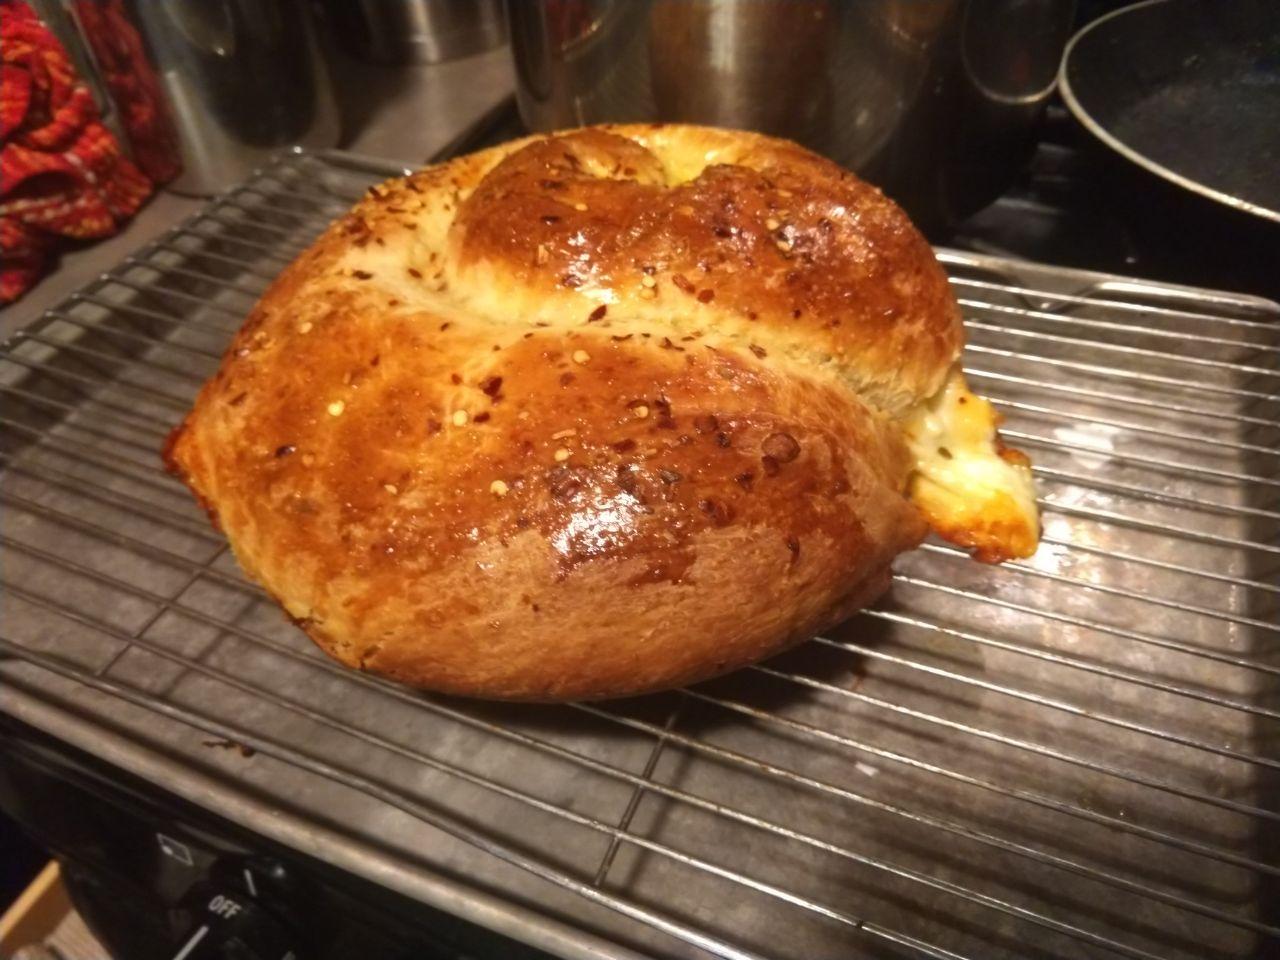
171;881;301;960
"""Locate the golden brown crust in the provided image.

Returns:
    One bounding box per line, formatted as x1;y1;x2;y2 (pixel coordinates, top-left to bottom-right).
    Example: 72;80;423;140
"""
165;124;1006;700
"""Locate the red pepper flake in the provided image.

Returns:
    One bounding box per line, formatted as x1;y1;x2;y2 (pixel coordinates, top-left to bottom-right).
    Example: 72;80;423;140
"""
698;498;734;526
697;289;715;303
370;355;380;367
749;343;767;358
735;471;754;490
561;274;583;288
426;418;442;434
450;373;462;385
588;305;607;322
474;411;491;423
672;274;695;294
547;466;584;502
408;267;422;278
786;536;800;562
746;310;759;320
611;333;633;341
274;444;295;457
615;463;639;495
229;391;248;406
763;432;800;463
440;322;451;331
353;270;373;280
540;179;565;190
693;414;719;434
761;455;781;477
541;214;561;224
792;308;802;318
659;337;684;351
559;372;576;386
612;438;637;453
480;376;503;396
715;432;731;448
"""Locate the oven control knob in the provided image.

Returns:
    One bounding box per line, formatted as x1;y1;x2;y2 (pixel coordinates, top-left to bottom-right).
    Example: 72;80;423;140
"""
214;856;295;903
172;882;301;960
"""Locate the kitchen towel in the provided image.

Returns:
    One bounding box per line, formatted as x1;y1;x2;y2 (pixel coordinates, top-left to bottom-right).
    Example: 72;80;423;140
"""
1;0;152;303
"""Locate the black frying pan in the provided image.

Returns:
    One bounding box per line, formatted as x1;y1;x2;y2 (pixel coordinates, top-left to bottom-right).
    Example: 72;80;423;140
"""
1059;0;1280;294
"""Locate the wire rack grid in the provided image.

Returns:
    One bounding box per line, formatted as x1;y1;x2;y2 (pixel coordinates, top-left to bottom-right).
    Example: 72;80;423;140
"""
1;148;1279;960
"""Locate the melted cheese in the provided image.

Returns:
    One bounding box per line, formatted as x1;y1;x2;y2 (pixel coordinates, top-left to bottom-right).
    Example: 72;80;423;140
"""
905;369;1039;562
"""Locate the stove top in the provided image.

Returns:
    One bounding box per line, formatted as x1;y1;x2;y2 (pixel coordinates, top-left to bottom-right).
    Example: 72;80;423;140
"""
946;102;1279;301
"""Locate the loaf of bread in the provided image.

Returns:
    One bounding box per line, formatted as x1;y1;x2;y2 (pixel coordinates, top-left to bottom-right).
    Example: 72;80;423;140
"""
165;125;1038;700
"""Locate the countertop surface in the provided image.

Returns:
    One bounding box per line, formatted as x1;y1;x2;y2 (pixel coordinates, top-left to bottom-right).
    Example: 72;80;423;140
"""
1;46;514;339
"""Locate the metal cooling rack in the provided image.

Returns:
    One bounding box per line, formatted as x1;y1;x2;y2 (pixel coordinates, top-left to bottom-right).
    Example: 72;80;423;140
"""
2;148;1279;960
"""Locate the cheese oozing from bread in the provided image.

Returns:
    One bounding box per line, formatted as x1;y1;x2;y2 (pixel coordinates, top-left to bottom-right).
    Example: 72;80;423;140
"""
905;368;1039;562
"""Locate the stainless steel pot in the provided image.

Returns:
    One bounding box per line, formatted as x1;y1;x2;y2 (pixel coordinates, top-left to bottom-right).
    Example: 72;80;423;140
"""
507;0;1077;227
326;0;507;64
118;0;340;196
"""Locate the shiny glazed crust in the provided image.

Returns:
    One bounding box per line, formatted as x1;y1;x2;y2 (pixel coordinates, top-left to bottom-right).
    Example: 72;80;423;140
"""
166;125;978;700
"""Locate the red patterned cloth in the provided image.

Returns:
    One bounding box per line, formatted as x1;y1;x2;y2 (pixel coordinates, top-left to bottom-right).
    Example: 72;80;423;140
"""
1;0;153;303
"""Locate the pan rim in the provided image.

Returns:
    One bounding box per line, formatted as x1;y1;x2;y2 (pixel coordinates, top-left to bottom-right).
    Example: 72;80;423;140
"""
1058;0;1280;224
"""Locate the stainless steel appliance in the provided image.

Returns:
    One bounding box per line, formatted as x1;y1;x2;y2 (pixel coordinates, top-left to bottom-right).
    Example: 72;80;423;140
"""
111;0;341;195
325;0;507;64
507;0;1078;227
1;137;1277;958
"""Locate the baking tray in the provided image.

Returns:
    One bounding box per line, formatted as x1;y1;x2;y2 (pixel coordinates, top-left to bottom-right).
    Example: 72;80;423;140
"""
1;147;1278;960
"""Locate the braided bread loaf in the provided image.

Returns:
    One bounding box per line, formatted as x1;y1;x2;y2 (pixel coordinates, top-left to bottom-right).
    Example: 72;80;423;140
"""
166;125;1038;700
